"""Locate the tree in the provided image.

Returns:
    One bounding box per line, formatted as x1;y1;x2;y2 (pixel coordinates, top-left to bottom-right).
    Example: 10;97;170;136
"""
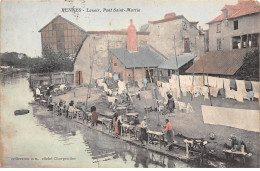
235;49;259;81
29;48;73;73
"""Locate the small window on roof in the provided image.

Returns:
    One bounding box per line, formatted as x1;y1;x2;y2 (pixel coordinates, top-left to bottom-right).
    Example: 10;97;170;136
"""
223;10;228;19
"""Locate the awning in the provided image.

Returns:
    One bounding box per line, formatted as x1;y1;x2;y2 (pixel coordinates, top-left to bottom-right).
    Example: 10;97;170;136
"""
158;55;195;70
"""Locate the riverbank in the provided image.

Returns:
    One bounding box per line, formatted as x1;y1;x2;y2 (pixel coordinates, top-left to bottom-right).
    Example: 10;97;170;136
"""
47;85;260;167
2;75;191;168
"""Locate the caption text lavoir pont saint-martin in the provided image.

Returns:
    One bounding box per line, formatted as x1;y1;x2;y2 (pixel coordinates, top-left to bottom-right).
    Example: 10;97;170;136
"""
62;7;141;13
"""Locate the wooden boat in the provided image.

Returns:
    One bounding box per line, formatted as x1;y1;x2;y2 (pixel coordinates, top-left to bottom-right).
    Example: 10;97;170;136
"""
14;109;29;115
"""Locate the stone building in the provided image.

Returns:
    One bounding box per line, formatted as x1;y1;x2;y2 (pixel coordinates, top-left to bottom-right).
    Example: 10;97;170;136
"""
207;0;260;51
141;12;206;59
73;21;149;85
39;15;87;57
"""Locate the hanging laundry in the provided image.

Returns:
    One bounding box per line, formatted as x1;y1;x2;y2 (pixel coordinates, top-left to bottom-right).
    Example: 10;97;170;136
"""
251;81;259;98
186;75;193;87
202;105;259;132
245;81;252;90
186;103;194;113
190;85;194;95
193;76;201;86
226;89;235;99
208;76;217;87
230;79;236;90
199;76;204;86
204;75;209;86
202;86;209;100
236;80;246;92
209;87;213;96
234;90;243;102
171;74;178;80
194;86;202;97
219;88;225;98
178;102;186;111
248;91;254;101
157;81;162;87
179;75;185;86
216;78;224;89
212;87;219;97
223;78;230;90
236;80;247;99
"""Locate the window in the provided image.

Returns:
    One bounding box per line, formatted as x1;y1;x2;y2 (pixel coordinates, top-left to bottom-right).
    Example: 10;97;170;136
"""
217;24;221;33
183;22;187;30
114;63;117;66
234;20;238;30
217;39;221;50
184;38;191;53
168;70;171;77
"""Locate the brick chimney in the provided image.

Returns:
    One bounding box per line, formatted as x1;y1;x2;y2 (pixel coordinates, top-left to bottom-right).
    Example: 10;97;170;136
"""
127;19;137;52
164;12;176;19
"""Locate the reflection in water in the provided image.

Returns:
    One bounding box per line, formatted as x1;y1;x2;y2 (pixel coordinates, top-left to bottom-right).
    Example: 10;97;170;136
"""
1;73;190;168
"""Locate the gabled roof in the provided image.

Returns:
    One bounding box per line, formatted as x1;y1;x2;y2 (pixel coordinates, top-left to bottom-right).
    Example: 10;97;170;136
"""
139;24;150;32
185;48;257;75
38;15;87;33
110;47;166;68
73;34;89;64
207;0;260;24
148;15;186;24
158;55;196;70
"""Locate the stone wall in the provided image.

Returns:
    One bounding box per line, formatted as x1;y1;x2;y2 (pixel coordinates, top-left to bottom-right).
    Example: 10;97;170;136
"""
147;18;205;58
74;33;148;85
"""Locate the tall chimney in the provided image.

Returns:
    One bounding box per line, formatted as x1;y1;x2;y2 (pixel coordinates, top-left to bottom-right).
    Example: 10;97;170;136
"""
127;19;137;52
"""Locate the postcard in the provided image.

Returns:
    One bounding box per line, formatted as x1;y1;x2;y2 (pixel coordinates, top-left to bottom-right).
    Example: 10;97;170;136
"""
0;0;259;168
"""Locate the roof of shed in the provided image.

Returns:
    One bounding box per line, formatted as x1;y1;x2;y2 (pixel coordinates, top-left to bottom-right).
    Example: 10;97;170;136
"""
158;55;196;70
110;47;166;68
185;48;257;75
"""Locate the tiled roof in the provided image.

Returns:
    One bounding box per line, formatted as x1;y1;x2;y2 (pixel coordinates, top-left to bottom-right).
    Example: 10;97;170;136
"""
110;47;166;68
208;1;260;24
185;48;257;75
158;55;195;70
148;15;185;24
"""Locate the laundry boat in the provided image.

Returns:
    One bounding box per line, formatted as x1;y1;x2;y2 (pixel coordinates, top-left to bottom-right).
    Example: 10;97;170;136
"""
14;109;30;115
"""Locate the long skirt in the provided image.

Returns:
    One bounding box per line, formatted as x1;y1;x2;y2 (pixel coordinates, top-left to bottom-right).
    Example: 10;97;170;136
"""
166;130;174;146
114;121;118;134
139;128;148;143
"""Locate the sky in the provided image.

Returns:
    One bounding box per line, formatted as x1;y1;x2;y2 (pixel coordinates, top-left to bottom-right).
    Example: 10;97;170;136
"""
0;0;240;57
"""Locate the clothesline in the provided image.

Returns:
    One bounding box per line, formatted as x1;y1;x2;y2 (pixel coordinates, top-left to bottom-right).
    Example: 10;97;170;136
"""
158;74;259;103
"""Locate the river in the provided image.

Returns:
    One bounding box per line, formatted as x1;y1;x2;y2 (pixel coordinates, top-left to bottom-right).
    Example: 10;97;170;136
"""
1;73;191;168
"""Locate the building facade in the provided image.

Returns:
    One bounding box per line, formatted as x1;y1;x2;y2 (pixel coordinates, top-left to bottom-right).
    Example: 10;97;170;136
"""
73;28;149;85
141;12;206;59
39;15;87;57
207;0;260;51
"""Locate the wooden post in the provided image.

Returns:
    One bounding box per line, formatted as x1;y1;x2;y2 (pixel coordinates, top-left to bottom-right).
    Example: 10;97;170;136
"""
246;34;249;48
173;35;182;99
147;132;150;146
186;142;189;158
